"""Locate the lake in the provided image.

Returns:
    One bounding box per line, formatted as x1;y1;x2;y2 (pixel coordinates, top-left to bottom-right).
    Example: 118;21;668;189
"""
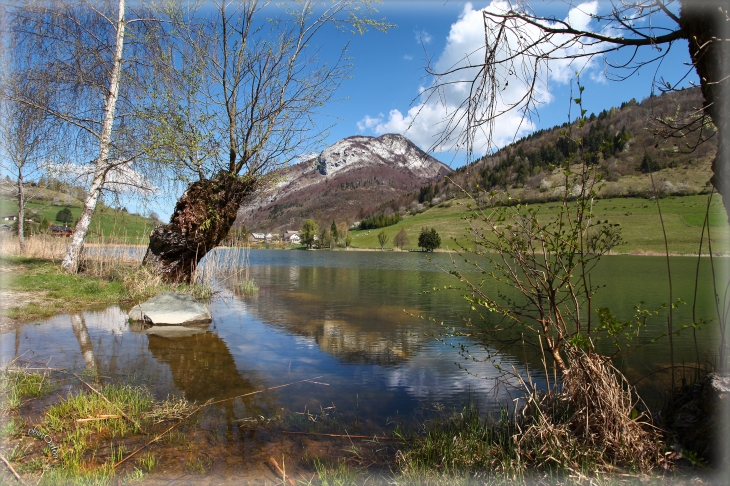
2;250;725;435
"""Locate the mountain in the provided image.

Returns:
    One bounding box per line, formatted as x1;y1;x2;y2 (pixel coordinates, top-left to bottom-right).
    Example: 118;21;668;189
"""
369;87;716;216
237;134;450;231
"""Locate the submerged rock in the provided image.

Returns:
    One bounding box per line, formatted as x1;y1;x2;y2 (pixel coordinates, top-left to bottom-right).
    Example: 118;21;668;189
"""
128;292;211;326
669;372;730;466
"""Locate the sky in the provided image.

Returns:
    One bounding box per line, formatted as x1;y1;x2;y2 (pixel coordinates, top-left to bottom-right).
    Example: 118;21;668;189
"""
2;0;699;219
313;0;698;168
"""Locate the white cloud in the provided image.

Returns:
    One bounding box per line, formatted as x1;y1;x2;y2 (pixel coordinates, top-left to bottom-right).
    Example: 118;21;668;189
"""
358;1;606;156
403;54;413;61
46;163;157;195
415;29;432;44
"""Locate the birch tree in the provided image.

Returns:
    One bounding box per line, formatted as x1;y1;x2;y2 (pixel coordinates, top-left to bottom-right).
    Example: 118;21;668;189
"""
7;0;160;272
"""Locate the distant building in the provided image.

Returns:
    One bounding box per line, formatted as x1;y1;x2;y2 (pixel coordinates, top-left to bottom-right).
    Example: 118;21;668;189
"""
50;225;73;237
2;215;17;221
282;230;300;244
250;232;266;242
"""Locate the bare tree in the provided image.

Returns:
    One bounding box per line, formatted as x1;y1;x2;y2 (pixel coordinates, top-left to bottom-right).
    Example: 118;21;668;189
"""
141;0;389;282
7;0;163;272
424;0;729;217
0;65;55;253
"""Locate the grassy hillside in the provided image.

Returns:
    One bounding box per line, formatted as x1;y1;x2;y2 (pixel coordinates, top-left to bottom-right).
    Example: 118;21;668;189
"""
0;188;158;244
364;88;716;220
349;193;729;256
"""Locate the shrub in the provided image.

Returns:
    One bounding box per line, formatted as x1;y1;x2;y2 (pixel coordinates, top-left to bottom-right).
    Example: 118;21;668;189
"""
418;227;440;252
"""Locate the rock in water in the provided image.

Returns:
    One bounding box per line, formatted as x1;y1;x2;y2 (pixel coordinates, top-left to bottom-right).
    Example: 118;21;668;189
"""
128;292;211;325
669;372;730;466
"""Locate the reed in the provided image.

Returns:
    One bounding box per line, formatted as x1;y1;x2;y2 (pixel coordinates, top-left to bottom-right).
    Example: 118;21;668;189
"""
397;350;664;483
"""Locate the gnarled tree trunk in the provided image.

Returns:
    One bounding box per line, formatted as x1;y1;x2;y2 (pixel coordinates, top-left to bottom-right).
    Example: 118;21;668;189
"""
143;172;257;283
680;0;730;221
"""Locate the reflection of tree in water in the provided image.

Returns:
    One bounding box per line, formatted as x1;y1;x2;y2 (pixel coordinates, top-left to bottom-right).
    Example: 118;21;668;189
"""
235;265;434;366
70;314;100;382
146;332;262;404
146;331;276;445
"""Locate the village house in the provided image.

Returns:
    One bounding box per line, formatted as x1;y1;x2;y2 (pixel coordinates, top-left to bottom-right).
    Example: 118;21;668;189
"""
50;225;73;237
282;230;300;244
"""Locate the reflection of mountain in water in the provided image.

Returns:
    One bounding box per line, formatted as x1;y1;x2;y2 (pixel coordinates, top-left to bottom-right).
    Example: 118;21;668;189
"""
146;332;258;404
230;265;446;366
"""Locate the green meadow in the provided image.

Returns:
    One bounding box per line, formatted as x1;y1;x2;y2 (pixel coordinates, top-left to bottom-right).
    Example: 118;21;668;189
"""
0;193;157;244
349;194;729;256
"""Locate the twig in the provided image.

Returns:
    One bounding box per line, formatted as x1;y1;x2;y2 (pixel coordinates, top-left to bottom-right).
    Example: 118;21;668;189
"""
70;372;145;434
76;415;121;422
281;430;417;441
0;454;25;486
113;375;326;470
267;456;295;486
204;376;325;407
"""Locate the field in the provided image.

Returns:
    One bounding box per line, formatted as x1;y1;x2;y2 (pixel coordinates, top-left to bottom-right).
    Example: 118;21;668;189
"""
349;193;730;256
2;185;728;255
0;189;158;244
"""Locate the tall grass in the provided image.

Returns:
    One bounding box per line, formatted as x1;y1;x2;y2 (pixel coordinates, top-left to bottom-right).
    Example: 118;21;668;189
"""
397;350;664;483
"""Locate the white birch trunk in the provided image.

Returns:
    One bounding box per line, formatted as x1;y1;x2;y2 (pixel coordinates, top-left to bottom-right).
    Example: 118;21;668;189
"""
17;168;25;254
61;0;126;273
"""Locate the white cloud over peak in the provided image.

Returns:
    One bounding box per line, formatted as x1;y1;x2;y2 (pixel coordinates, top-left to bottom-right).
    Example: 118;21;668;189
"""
358;1;605;156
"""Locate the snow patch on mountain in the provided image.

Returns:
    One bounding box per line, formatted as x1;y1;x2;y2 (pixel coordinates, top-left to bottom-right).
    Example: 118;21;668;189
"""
316;134;446;177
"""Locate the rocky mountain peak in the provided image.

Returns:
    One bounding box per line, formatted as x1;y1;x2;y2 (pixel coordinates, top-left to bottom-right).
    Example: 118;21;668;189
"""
316;134;446;177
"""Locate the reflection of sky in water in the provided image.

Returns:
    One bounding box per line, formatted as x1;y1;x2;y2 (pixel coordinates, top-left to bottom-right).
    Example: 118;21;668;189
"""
1;251;723;425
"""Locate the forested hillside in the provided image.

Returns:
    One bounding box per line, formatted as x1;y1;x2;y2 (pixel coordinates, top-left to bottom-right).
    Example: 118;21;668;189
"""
366;87;716;219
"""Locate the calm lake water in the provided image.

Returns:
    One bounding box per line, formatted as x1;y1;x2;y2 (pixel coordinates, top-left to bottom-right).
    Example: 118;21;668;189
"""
2;250;726;433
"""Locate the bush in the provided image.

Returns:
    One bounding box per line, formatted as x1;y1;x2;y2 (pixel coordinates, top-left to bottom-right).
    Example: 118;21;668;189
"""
55;207;73;224
418;227;440;252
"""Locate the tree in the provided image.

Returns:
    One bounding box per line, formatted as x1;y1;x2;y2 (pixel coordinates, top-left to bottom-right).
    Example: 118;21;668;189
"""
418;227;440;252
55;208;74;225
319;227;332;250
377;230;389;250
6;0;160;272
331;220;339;245
640;153;661;173
394;228;410;250
425;1;729;219
300;219;318;249
141;1;389;282
0;59;55;254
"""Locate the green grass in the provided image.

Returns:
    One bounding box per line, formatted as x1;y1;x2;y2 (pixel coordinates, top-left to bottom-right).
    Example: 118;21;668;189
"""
1;256;214;321
1;191;158;244
1;256;126;320
1;366;55;412
349;194;729;255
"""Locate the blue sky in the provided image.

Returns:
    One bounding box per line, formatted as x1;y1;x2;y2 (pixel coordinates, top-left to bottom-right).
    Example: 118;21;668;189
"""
3;0;698;219
316;0;697;168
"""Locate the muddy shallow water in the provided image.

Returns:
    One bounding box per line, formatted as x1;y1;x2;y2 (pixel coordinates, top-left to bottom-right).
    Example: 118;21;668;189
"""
1;250;725;481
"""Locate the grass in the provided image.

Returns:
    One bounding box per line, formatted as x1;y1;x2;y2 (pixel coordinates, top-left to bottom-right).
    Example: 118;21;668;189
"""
349;193;729;255
0;194;159;245
0;359;196;486
238;278;259;294
0;239;214;322
0;363;54;411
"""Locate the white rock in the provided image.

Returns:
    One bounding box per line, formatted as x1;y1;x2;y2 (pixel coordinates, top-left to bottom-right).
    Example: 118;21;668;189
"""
128;292;211;326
